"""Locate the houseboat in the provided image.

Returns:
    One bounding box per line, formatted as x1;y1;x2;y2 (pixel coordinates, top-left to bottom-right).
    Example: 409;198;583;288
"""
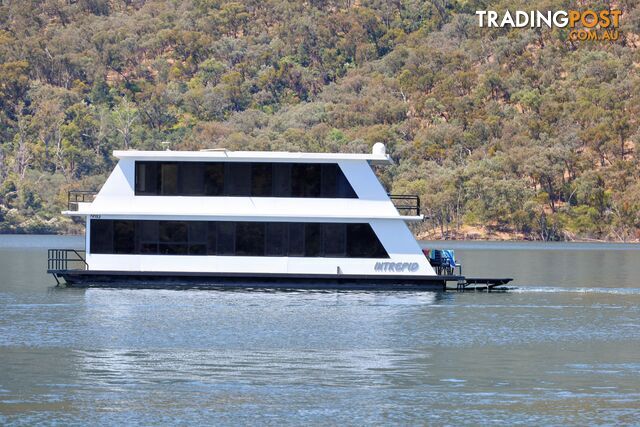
47;144;511;291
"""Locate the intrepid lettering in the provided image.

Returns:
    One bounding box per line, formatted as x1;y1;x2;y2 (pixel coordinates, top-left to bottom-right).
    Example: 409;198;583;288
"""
374;262;419;273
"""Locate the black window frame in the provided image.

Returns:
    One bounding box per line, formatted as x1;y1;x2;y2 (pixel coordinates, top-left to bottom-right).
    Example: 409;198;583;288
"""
134;161;357;199
89;220;388;258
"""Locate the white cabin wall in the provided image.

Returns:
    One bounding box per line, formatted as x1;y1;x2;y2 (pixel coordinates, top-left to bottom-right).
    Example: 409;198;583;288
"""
85;254;436;276
338;160;388;201
370;219;436;275
94;159;135;198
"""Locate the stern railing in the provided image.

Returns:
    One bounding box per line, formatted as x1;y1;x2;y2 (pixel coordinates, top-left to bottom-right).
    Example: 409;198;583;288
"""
388;194;421;216
68;190;97;211
47;249;88;272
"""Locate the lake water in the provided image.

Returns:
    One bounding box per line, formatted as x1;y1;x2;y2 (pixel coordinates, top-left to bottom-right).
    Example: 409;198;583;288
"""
1;235;639;425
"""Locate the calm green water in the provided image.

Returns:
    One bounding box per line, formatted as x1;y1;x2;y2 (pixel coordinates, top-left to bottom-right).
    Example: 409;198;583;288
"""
1;235;640;425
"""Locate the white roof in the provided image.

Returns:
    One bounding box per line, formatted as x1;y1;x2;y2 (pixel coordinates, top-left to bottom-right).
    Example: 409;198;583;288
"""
114;149;393;165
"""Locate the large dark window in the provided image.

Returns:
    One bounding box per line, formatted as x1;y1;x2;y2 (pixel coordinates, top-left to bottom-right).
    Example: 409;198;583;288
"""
138;220;158;254
90;220;388;258
292;164;321;197
305;223;322;257
225;163;251;196
189;222;207;255
251;163;273;197
336;167;357;198
288;223;305;256
323;223;346;257
135;162;159;195
179;163;204;195
159;221;188;255
347;224;388;258
217;222;235;255
204;163;224;196
236;222;265;256
90;219;113;254
272;163;291;197
113;220;135;254
207;222;217;255
266;222;287;256
134;161;357;198
160;163;178;195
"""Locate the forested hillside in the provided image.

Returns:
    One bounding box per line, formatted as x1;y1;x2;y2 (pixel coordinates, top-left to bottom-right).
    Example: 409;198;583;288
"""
1;0;639;240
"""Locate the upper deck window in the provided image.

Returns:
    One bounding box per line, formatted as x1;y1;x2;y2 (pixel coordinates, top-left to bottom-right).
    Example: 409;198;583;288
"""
134;161;357;198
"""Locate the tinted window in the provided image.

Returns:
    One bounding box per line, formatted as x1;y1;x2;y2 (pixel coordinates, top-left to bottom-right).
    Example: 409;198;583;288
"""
347;224;388;258
272;163;291;197
288;223;305;256
160;163;178;195
204;163;224;196
159;221;187;254
251;163;273;197
305;223;322;257
207;222;217;255
179;163;204;195
90;219;113;254
89;220;388;258
217;222;235;255
135;162;159;195
188;221;207;255
225;163;251;196
160;221;187;242
266;222;287;256
137;220;158;254
135;161;356;198
292;164;321;197
321;164;338;197
323;223;346;256
336;168;357;198
236;222;265;256
114;220;135;254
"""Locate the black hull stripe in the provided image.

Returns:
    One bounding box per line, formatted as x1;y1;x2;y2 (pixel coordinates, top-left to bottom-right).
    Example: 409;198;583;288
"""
52;270;458;290
49;271;511;291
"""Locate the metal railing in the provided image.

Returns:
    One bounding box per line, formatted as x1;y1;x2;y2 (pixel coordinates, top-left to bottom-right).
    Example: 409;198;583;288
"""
388;194;421;216
68;190;97;211
47;249;88;272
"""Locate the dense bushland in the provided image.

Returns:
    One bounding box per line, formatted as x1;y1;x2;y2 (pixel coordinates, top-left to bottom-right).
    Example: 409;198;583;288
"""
0;0;639;240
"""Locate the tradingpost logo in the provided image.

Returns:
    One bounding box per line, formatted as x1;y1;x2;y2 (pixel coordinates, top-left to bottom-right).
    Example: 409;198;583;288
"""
476;9;622;41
